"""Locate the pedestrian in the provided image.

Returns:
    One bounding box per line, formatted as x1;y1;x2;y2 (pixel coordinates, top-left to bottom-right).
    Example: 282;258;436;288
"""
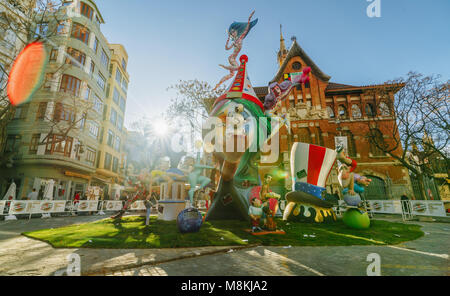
144;194;152;226
27;188;38;200
73;192;80;205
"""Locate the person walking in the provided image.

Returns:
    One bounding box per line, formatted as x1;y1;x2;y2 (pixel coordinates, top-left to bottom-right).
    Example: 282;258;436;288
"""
27;188;38;200
144;195;152;226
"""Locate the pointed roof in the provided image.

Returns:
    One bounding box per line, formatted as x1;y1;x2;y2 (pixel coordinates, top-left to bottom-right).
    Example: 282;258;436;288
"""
213;55;264;113
271;39;331;83
278;25;288;65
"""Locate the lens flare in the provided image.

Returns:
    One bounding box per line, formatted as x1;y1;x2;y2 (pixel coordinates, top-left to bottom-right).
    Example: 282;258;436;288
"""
7;42;48;106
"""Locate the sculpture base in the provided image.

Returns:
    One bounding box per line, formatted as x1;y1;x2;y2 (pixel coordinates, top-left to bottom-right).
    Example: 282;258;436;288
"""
283;202;337;223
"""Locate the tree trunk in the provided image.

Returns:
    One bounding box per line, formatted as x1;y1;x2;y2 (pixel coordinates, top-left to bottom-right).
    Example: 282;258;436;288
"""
416;173;428;200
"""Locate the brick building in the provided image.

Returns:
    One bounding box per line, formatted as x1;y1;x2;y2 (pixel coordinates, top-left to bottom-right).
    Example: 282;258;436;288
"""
254;31;412;200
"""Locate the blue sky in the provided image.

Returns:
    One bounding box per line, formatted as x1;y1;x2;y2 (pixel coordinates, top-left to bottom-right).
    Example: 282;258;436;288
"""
96;0;450;128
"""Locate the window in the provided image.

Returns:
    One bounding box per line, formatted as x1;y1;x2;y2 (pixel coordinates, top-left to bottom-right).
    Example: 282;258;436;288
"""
112;157;119;173
379;102;391;116
122;58;127;71
344;132;357;158
79;113;86;129
88;121;99;138
351;104;362;118
101;49;109;69
97;72;106;90
117;115;123;131
84;85;91;100
66;47;86;68
107;130;114;147
93;37;99;53
327;106;335;118
119;97;126;112
113;87;120;104
36;102;48;120
56;22;66;34
121;79;128;93
365;103;375;117
60;74;81;96
93;94;103;114
0;62;6;89
370;129;386;157
45;134;73;157
53;103;75;123
35;22;48;37
90;61;95;76
338;105;347;119
29;134;40;154
80;2;94;20
13;104;29;120
71;23;90;44
85;147;96;166
43;73;53;90
49;48;58;61
4;135;21;153
292;62;302;70
297;128;312;144
114;136;120;151
104;153;112;170
115;68;122;84
110;108;117;126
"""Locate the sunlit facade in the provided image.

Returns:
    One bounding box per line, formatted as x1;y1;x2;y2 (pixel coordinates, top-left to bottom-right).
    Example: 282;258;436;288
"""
0;0;128;201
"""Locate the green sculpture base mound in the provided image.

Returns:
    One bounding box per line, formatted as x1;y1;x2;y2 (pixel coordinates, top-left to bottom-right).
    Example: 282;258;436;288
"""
343;209;371;229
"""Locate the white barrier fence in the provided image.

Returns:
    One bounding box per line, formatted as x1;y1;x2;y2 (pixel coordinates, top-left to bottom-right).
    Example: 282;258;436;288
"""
336;199;448;220
1;199;448;220
0;200;149;218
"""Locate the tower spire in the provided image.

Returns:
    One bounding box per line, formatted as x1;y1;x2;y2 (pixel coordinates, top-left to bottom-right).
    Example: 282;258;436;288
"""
278;24;288;67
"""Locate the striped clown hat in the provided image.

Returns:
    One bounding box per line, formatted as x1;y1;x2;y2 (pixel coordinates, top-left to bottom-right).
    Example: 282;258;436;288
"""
286;142;337;208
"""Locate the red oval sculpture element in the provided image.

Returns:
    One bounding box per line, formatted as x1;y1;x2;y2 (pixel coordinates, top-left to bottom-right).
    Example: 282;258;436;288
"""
7;42;48;106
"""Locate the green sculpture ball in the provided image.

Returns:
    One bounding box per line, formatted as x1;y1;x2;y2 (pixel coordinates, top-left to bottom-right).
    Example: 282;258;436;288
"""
342;209;371;229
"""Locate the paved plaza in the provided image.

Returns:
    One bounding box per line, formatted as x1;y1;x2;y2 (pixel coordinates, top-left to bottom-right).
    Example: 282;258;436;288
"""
0;215;448;276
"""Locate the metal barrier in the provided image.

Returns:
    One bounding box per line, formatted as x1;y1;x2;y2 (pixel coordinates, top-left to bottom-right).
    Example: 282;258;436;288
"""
0;199;149;220
335;199;448;221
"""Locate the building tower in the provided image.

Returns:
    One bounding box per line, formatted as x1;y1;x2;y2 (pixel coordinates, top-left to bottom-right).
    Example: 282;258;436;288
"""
277;25;288;67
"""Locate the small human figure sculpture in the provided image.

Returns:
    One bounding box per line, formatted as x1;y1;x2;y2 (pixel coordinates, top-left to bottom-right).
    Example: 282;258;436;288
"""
248;197;263;233
213;11;258;90
336;146;372;209
263;67;311;112
259;174;281;230
187;154;215;207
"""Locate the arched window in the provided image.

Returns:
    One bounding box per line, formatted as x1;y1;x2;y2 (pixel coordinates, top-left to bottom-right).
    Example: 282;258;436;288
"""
338;105;347;119
351;104;362;118
364;176;387;200
379;102;391;116
327;106;335;118
365;103;375;117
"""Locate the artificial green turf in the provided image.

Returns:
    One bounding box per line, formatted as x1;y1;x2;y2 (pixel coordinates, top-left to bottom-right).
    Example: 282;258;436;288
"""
23;216;424;249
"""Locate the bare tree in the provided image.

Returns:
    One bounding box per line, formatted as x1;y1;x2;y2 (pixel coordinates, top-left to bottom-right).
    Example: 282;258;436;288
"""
166;79;225;133
364;72;449;199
